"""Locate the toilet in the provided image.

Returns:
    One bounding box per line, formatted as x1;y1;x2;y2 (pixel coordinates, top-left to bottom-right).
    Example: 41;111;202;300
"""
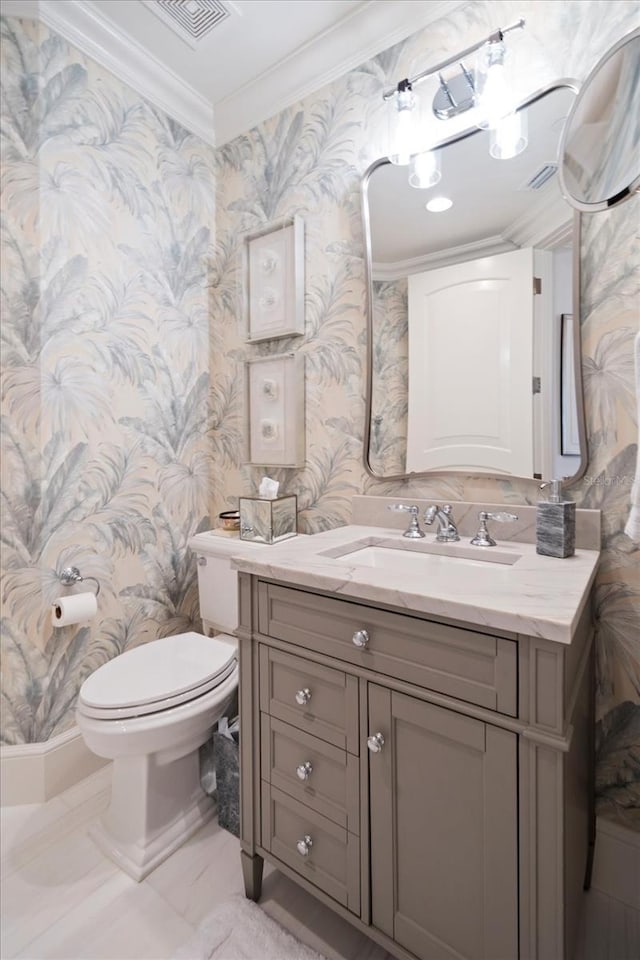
76;533;262;881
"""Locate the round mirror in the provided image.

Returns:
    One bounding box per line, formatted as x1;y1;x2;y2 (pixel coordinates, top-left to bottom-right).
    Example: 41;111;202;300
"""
559;28;640;211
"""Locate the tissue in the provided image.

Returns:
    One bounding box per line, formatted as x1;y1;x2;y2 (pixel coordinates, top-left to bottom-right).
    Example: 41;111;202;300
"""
51;592;97;627
258;476;279;499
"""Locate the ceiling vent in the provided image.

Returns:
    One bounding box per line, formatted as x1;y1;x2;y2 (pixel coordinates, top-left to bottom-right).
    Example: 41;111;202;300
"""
143;1;231;48
521;163;558;191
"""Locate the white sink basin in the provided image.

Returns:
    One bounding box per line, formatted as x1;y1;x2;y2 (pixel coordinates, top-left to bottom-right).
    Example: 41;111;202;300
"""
321;538;521;572
338;546;501;572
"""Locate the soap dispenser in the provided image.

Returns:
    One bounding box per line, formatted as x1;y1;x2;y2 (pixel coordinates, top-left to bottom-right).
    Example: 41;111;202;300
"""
536;480;575;558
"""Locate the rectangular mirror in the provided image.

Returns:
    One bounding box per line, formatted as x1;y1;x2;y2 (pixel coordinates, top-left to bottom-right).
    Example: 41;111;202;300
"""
362;83;588;482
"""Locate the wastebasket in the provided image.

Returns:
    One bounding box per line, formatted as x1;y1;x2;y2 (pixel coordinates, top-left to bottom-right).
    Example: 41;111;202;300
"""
213;716;239;837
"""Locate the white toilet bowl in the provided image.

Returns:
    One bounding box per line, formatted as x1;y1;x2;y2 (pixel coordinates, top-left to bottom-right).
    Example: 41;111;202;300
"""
76;632;238;881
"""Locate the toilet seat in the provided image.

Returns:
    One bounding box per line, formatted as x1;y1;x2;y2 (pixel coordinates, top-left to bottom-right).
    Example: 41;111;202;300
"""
78;632;237;720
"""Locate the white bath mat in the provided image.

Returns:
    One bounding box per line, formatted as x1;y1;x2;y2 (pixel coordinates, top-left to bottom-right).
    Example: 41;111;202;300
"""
173;893;327;960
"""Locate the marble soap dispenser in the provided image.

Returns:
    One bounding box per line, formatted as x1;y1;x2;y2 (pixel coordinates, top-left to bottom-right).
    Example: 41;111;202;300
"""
536;480;576;558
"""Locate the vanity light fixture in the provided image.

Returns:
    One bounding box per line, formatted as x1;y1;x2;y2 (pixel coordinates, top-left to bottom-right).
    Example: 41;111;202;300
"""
425;196;453;212
387;79;420;165
409;149;441;188
474;36;511;129
476;31;528;158
384;18;526;172
490;109;528;159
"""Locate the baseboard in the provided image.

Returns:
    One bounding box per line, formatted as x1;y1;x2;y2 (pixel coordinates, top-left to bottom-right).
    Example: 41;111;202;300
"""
0;726;108;806
592;816;640;910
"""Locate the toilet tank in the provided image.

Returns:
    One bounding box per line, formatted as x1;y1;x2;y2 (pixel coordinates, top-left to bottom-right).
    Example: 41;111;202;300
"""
189;532;265;635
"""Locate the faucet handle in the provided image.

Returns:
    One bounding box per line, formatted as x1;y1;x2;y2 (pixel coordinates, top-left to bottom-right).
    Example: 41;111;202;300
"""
387;504;425;539
471;511;519;547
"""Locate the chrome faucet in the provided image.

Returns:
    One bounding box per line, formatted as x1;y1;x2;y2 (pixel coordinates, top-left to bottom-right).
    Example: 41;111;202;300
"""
424;504;460;542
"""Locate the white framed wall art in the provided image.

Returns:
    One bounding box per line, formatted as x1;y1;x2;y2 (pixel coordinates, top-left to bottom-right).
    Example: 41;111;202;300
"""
245;216;304;342
245;353;305;467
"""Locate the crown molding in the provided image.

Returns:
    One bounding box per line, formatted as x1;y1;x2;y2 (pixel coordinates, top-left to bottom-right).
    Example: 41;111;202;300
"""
3;0;469;149
3;0;215;145
372;234;517;281
214;0;469;145
504;188;572;250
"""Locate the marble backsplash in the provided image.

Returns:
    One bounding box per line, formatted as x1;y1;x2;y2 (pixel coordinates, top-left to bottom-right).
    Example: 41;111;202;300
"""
351;496;602;551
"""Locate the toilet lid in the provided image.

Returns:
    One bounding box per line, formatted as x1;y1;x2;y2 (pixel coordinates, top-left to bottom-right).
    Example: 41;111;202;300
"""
79;633;237;716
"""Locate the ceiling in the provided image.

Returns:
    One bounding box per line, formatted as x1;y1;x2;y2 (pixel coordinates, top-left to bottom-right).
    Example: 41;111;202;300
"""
4;0;467;145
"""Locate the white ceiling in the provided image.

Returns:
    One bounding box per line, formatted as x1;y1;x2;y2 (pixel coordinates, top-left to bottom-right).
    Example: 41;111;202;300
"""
4;0;467;145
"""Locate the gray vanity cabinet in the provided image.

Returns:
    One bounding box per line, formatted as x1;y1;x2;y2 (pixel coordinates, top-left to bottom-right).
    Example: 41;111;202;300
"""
368;684;518;960
237;574;594;960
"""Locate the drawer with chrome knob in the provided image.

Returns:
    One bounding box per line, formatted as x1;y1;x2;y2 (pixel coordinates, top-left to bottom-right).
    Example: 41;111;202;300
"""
197;556;207;566
296;761;313;781
295;687;312;706
351;629;369;648
367;732;385;753
296;834;313;857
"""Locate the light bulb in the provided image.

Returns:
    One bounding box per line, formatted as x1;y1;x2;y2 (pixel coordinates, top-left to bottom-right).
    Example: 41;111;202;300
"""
388;83;418;166
475;39;512;129
490;110;528;159
408;150;441;188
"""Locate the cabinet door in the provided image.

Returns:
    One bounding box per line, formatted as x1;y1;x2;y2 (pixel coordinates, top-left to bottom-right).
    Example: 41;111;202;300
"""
369;685;518;960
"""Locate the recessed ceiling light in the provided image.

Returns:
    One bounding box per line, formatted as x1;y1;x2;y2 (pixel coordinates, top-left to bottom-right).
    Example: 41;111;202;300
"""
426;196;453;212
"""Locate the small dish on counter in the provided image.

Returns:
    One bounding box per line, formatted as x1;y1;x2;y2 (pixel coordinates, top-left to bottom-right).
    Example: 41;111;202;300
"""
219;510;240;531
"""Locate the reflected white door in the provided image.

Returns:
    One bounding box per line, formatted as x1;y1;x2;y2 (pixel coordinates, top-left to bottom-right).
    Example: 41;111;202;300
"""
406;248;534;475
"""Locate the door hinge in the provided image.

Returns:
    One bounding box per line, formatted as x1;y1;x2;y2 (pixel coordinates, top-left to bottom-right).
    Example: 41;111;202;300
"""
533;277;542;295
532;376;541;394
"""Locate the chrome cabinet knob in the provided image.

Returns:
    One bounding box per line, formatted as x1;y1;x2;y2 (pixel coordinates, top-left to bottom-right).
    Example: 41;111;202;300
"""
352;629;369;648
197;556;207;566
296;761;313;781
296;834;313;857
367;732;385;753
295;687;312;706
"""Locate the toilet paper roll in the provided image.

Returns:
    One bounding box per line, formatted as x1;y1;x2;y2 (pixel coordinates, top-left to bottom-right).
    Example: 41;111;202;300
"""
51;592;97;627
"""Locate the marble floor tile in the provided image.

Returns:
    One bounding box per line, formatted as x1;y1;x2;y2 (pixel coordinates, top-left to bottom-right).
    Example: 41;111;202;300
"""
146;817;245;927
2;770;637;960
14;870;194;960
1;797;70;877
1;785;110;882
1;830;119;957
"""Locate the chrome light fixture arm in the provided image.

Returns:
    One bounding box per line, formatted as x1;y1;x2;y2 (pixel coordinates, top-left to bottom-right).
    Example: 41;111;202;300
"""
382;18;525;101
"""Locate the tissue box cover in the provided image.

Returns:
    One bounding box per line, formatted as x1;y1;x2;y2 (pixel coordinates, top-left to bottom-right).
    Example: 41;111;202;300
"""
239;495;297;544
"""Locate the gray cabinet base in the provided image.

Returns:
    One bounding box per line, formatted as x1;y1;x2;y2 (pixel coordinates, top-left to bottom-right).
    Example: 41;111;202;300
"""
241;849;264;901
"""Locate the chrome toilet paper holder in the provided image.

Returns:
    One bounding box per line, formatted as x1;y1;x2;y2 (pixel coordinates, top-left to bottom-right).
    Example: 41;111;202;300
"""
58;566;101;597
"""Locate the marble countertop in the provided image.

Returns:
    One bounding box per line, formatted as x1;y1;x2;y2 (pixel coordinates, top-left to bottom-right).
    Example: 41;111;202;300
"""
230;525;600;645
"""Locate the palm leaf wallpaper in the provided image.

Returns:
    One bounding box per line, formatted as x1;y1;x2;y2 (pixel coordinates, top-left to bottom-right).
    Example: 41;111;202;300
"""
1;16;216;744
1;2;638;830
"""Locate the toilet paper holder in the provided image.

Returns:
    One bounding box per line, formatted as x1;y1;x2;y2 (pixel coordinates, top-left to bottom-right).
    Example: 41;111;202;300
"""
58;566;101;596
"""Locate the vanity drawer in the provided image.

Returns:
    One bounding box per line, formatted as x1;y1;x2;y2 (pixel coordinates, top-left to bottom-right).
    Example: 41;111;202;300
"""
261;715;359;833
261;783;360;914
258;583;517;716
259;646;359;752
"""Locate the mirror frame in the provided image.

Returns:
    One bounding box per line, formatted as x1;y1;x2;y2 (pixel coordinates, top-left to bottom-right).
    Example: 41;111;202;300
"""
559;28;640;213
362;80;589;486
